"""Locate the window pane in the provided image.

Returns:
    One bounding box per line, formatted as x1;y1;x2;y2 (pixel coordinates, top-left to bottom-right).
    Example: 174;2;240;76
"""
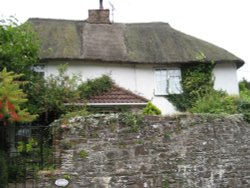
169;76;182;94
168;68;182;94
155;68;182;95
155;70;167;95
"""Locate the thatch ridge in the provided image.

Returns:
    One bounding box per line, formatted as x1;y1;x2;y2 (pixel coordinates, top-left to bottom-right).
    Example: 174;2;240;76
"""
28;18;244;68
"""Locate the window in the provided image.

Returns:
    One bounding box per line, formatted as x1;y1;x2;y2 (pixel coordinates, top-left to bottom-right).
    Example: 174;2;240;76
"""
154;68;182;95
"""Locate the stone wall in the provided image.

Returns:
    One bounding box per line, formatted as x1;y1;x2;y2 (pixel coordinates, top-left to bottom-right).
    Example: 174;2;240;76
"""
39;114;250;188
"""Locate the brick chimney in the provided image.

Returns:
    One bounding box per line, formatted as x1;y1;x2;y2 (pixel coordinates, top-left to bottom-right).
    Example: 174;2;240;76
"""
87;9;111;24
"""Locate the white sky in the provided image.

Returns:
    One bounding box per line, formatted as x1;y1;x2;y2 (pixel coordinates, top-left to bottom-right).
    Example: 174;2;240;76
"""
1;0;250;81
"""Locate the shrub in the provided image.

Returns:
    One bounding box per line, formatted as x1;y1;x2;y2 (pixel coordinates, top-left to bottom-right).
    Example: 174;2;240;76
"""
78;75;113;99
189;91;238;114
0;151;8;187
143;102;161;115
237;99;250;122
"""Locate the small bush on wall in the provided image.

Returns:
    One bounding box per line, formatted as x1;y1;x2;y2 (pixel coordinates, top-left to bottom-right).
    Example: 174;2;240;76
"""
143;102;161;115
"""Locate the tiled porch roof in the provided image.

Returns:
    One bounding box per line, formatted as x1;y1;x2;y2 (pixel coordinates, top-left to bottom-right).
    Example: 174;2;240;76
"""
87;85;148;105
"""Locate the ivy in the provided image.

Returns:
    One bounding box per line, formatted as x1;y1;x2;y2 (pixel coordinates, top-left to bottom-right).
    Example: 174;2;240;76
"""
167;57;215;111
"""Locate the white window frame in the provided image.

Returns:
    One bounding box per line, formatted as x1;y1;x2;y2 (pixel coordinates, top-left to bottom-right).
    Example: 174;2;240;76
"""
154;68;182;95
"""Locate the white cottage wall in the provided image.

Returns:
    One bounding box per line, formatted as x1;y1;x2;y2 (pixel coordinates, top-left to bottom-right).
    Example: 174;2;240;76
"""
45;61;177;114
213;62;239;95
45;61;239;114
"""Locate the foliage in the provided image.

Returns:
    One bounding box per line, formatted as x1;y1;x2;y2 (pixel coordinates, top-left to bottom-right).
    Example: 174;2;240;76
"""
189;90;238;114
17;137;38;153
239;78;250;91
0;16;40;80
175;73;250;121
0;68;37;125
27;64;82;124
167;52;215;111
0;151;8;188
7;162;25;183
239;79;250;101
238;79;250;122
0;16;40;123
78;75;113;99
62;108;89;120
143;102;161;115
119;112;144;132
27;65;114;124
79;150;89;159
237;99;250;122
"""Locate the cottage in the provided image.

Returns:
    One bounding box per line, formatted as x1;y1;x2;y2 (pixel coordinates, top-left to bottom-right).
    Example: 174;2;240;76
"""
29;9;244;114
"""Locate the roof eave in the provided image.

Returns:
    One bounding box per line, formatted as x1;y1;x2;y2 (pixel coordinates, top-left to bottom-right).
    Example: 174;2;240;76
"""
65;103;147;106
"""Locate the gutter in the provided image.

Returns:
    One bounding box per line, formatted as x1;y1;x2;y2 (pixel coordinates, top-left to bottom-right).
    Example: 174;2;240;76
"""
65;103;147;106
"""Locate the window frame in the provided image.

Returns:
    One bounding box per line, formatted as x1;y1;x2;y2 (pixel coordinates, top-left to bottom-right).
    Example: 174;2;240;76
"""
154;67;182;96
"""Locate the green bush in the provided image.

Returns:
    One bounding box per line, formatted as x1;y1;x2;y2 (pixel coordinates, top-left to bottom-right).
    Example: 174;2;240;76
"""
189;91;238;114
143;102;161;115
237;99;250;122
0;151;8;187
78;75;113;99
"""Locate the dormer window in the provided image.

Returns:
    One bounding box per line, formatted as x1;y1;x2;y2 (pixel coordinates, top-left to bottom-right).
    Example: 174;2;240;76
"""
154;68;182;95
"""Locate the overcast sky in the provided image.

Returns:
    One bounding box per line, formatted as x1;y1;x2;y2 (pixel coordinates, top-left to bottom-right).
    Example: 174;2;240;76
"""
1;0;249;81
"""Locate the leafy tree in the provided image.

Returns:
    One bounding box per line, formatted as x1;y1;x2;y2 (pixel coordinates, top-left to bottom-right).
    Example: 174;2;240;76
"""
0;16;41;124
0;16;40;79
26;64;82;124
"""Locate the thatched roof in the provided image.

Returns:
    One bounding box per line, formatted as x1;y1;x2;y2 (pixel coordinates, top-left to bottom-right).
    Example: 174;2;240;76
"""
28;18;244;68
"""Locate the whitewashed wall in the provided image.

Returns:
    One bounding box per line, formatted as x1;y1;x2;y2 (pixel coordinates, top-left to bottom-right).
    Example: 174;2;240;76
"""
213;62;239;94
45;61;239;114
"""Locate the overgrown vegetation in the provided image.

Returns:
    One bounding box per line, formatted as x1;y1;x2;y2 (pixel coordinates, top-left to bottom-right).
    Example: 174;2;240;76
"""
28;64;82;123
166;52;250;123
189;91;238;114
27;64;114;124
238;79;250;122
189;78;250;123
143;102;161;115
78;75;113;99
119;112;144;132
167;52;215;111
0;16;40;78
